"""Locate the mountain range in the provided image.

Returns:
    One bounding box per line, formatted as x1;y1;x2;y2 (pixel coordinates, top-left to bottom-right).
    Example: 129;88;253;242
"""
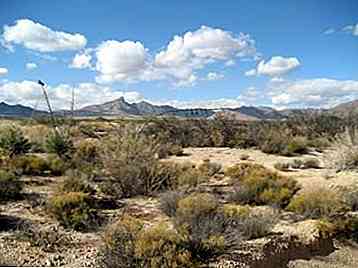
0;96;354;120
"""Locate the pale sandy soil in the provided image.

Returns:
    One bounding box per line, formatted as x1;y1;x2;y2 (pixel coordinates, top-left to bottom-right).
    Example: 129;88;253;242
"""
169;147;358;192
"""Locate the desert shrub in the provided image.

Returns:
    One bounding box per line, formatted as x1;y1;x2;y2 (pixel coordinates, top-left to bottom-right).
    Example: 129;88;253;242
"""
159;190;186;217
287;188;345;218
96;216;143;268
284;136;309;156
73;139;99;165
9;154;66;176
58;170;93;194
198;159;222;177
48;192;98;231
291;159;304;169
174;193;228;261
135;223;193;267
22;125;50;153
227;163;299;207
0;170;22;201
302;158;320;169
100;127;179;198
177;164;208;188
223;205;276;239
16;222;73;252
45;129;74;160
341;184;358;211
0;125;31;157
274;162;290;171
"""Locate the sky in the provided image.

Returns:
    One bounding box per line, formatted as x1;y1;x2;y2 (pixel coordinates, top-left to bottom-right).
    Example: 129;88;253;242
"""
0;0;357;110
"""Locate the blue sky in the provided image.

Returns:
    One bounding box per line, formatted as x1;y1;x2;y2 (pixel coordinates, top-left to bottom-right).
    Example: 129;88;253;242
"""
0;0;357;110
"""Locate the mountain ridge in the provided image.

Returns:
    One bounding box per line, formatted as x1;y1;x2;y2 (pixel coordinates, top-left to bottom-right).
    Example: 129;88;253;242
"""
0;97;357;120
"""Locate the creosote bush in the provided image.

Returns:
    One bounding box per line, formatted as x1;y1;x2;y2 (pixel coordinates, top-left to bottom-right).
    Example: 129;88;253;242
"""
9;154;66;176
0;125;31;157
226;163;299;207
159;190;186;217
135;223;193;268
48;192;97;231
96;215;143;268
198;159;222;177
174;193;229;261
58;169;93;194
287;188;346;219
0;170;22;201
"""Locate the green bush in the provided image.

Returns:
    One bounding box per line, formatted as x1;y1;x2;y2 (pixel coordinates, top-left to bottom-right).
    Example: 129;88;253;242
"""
198;159;222;177
287;188;345;218
174;193;228;261
100;128;179;198
46;129;74;160
48;192;97;231
0;126;31;157
73;139;99;165
58;170;93;194
159;190;186;217
96;216;143;268
223;204;276;239
227;163;299;207
9;154;66;176
274;162;290;171
135;223;193;268
0;170;22;201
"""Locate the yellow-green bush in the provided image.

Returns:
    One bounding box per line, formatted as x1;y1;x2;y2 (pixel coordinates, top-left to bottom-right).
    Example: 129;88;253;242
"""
73;139;99;165
58;170;93;194
287;188;346;218
0;170;22;201
48;192;97;231
135;223;193;268
96;216;143;268
9;154;66;176
174;193;227;261
198;159;222;177
227;163;299;207
223;204;276;239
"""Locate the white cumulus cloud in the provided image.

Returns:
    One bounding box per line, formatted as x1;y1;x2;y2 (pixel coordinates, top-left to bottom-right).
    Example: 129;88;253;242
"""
2;19;87;52
26;62;37;70
268;78;358;108
342;23;358;36
70;51;92;69
92;26;257;86
206;72;224;81
0;67;8;76
256;56;300;77
0;80;143;110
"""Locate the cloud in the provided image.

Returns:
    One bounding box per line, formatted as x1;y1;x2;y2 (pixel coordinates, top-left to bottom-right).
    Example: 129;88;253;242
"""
26;63;37;70
0;67;8;76
244;56;300;78
256;56;300;77
323;28;335;35
70;51;92;69
0;80;143;110
95;40;154;83
92;26;257;86
268;78;358;108
244;69;256;77
206;72;224;81
2;19;87;52
342;23;358;36
154;26;257;85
